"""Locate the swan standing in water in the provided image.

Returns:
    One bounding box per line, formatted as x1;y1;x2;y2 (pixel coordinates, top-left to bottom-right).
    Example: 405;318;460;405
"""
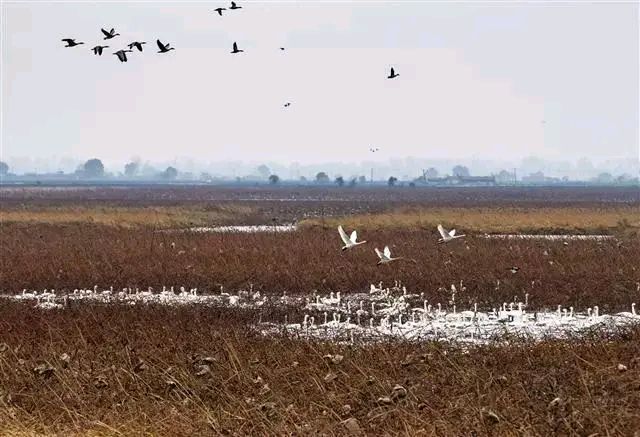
338;225;366;251
616;303;637;318
437;224;465;244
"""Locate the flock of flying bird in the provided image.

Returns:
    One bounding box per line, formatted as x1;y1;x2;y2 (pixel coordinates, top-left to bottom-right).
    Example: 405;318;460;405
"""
339;224;466;265
61;4;530;272
342;224;522;273
61;1;400;79
62;26;174;63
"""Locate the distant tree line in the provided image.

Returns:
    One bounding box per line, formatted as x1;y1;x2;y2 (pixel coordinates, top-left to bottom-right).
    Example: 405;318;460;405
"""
0;161;10;176
70;158;179;180
4;159;636;186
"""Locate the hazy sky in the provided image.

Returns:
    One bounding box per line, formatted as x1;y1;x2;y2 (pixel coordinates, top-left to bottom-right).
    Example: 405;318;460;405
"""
2;1;638;167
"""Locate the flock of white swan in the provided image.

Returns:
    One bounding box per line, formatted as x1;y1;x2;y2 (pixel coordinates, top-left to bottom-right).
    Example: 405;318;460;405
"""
5;281;638;344
2;222;636;344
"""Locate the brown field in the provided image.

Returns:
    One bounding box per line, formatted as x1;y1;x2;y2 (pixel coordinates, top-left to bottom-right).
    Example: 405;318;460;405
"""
2;185;639;235
1;224;639;312
2;204;639;235
1;301;639;436
1;185;639;435
1;185;639;205
303;205;640;235
0;204;258;228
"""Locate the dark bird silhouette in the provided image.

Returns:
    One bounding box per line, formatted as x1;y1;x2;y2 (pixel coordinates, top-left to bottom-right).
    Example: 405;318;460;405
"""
101;28;120;40
128;41;146;52
280;47;285;51
157;39;175;53
214;7;226;15
92;45;109;55
113;49;133;62
62;39;84;47
229;1;242;9
284;102;291;108
369;147;379;152
387;67;399;79
231;42;243;54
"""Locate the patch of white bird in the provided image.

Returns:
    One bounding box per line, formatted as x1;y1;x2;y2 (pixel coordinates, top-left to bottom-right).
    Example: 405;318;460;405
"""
278;284;640;344
6;283;638;345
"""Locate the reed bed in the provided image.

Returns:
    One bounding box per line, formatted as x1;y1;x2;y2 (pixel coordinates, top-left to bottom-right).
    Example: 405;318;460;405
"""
1;223;638;312
1;187;639;435
0;301;639;435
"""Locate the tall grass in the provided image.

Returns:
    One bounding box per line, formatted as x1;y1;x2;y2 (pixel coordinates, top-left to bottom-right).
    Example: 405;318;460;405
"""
0;301;638;435
0;204;257;228
301;206;640;235
1;223;638;312
1;188;639;434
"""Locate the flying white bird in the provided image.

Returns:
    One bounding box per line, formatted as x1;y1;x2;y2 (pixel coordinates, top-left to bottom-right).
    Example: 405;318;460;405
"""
338;225;366;250
437;224;465;244
375;246;401;265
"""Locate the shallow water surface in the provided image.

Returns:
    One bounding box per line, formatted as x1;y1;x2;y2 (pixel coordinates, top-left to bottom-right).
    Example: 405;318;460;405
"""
188;225;297;233
4;285;637;345
483;234;615;241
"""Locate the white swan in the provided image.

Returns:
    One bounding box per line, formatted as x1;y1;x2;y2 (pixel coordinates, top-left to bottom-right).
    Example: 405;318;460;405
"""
338;225;366;250
437;224;466;244
375;246;401;265
616;303;637;318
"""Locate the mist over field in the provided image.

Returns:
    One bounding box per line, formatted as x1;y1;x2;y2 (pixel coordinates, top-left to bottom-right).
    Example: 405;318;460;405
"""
2;2;638;180
3;155;639;182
